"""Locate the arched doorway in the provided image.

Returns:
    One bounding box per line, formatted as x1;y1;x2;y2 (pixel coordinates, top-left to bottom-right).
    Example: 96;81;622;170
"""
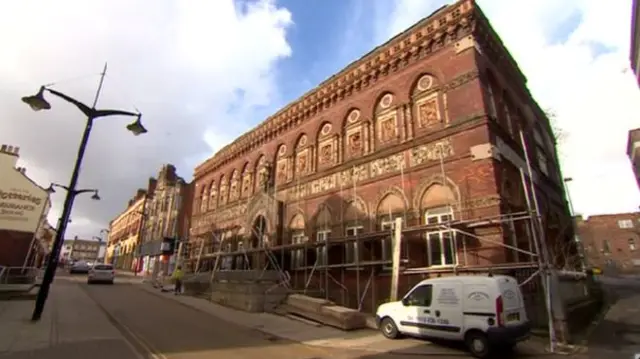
251;215;268;248
245;215;268;270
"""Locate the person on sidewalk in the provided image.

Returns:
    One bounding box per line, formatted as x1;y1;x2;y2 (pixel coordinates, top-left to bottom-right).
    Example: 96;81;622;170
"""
172;266;184;295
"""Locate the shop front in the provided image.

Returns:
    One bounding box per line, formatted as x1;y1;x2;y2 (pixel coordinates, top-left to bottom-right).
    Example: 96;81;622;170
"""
137;237;178;280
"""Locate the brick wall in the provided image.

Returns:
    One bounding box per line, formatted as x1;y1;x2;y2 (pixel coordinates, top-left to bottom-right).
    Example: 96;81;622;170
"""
0;230;33;267
577;212;640;273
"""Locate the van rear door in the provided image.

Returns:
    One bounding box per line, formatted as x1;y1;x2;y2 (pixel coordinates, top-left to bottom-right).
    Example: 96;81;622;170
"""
496;276;527;325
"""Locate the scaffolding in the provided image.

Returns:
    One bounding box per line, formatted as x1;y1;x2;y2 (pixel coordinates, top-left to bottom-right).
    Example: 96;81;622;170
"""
187;131;576;353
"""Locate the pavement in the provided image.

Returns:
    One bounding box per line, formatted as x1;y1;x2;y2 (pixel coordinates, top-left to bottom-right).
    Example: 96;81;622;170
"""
579;276;640;359
0;278;139;359
0;270;600;359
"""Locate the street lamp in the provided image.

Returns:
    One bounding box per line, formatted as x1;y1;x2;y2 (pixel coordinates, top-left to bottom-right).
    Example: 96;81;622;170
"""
46;183;101;201
25;63;148;322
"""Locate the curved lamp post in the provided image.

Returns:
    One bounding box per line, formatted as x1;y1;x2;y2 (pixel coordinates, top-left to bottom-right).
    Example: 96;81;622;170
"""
25;64;148;321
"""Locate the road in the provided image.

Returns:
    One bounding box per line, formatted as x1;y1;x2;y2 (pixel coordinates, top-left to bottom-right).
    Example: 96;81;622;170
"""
64;274;554;359
78;279;348;359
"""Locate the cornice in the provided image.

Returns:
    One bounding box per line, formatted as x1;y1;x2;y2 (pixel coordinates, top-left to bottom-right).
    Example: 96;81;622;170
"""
194;0;477;178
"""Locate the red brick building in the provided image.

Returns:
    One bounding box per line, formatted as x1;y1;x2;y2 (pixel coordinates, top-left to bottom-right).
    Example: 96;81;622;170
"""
189;0;574;313
577;212;640;273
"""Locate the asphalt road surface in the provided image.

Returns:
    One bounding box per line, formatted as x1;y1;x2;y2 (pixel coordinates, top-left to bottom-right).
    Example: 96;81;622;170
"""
79;280;347;359
70;275;552;359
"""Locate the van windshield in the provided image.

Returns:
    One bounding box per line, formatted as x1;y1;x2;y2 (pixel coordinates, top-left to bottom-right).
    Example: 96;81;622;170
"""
94;265;113;270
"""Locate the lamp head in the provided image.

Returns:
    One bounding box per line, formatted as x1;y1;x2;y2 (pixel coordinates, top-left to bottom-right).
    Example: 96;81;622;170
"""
126;114;147;136
45;185;55;194
91;191;101;201
22;86;52;111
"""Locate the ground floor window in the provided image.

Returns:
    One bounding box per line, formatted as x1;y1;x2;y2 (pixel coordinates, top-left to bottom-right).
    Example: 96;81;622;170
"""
316;230;330;266
345;226;363;263
380;218;401;261
291;232;306;269
425;207;456;266
222;242;233;270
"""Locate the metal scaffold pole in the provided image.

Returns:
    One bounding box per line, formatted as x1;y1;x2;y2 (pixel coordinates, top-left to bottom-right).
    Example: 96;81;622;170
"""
519;130;566;352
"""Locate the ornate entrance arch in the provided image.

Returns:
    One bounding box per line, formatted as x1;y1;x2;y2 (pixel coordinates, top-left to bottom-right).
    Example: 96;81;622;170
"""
251;214;268;248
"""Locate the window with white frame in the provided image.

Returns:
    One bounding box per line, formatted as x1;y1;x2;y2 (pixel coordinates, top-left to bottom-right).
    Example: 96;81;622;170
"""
316;230;330;266
291;232;306;269
345;226;364;263
380;218;400;261
425;207;456;266
629;238;636;251
618;219;633;229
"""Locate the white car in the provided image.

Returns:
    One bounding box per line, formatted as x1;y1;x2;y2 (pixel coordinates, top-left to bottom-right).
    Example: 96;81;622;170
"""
87;263;115;284
375;275;530;358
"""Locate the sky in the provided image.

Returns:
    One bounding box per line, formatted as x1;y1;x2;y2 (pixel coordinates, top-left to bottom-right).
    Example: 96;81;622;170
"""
0;0;639;240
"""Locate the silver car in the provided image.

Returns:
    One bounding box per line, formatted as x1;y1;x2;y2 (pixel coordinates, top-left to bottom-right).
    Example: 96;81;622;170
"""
87;264;115;284
69;260;90;274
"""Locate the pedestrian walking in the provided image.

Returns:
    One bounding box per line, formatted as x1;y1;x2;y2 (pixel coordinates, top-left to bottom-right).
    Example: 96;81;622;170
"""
172;265;184;295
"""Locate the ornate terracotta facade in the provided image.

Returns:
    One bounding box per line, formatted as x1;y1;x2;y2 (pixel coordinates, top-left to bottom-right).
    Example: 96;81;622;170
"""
188;0;573;313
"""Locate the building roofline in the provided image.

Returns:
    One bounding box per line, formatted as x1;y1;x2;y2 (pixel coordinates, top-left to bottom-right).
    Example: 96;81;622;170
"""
109;195;146;226
194;0;473;176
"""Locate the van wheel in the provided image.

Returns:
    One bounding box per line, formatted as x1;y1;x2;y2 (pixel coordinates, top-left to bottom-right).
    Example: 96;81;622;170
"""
465;331;490;358
380;317;399;339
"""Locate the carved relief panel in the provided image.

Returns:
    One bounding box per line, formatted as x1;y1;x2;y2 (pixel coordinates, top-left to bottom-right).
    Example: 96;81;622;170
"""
254;155;266;193
296;149;310;176
241;171;252;199
412;74;443;132
275;144;289;185
258;161;273;192
218;176;228;205
317;123;338;169
200;187;209;212
344;109;366;159
229;170;240;202
208;182;217;210
375;93;399;146
294;134;311;177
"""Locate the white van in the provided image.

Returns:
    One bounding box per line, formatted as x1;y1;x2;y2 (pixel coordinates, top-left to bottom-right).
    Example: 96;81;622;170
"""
375;274;530;358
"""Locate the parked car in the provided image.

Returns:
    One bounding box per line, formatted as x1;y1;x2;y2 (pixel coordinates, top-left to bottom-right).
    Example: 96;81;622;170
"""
69;260;91;274
375;274;530;358
87;264;115;285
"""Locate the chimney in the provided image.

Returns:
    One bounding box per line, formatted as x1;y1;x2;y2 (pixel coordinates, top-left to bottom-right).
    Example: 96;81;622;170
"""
136;189;146;199
0;143;20;169
148;177;158;194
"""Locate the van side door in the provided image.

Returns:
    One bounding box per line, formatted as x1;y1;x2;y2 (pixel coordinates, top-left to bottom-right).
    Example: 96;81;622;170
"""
430;281;464;340
398;284;435;336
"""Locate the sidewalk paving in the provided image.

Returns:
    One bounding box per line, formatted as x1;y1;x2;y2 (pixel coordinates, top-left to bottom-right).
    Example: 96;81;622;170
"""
0;280;139;359
135;283;554;357
582;286;640;358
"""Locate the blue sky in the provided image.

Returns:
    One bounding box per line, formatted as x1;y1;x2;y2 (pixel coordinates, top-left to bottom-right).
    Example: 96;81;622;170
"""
0;0;639;238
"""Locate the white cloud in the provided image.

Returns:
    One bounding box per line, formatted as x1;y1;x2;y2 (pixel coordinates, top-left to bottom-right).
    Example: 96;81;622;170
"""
374;0;640;217
0;0;293;238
